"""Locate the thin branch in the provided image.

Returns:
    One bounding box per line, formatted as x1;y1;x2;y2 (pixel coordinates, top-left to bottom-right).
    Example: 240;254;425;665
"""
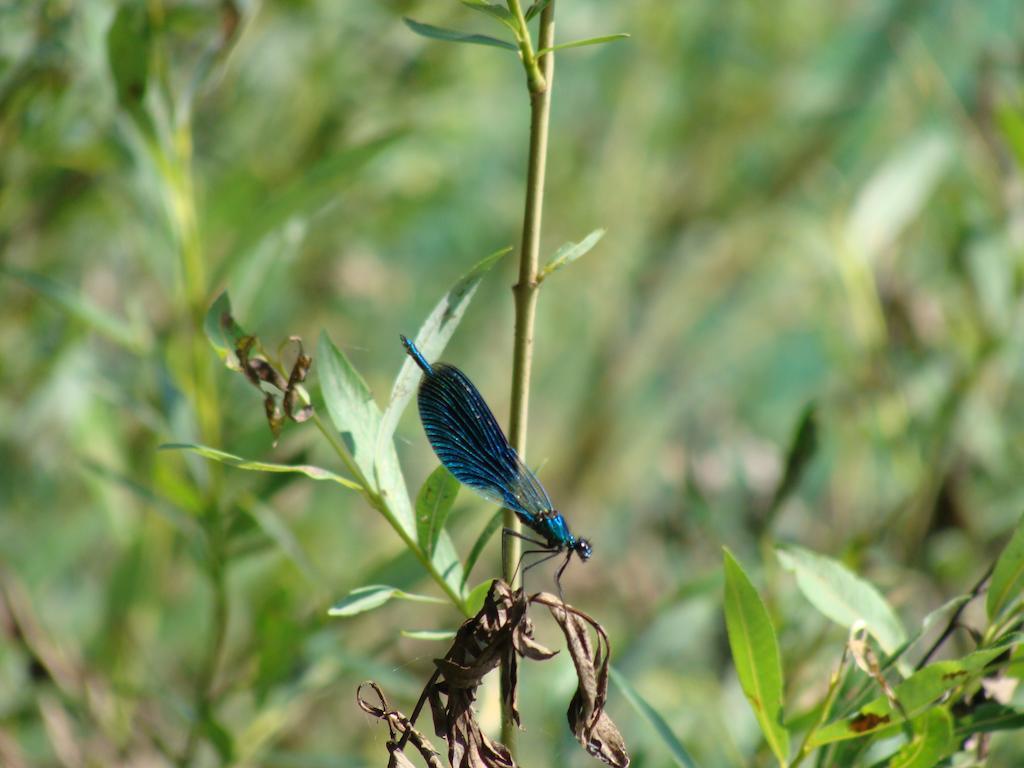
501;0;556;754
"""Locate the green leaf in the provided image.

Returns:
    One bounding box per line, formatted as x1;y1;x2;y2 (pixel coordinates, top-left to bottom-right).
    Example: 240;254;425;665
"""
459;1;517;32
524;0;551;22
160;443;362;491
462;509;503;587
204;291;248;368
416;465;460;557
987;511;1024;621
242;494;320;586
3;266;150;353
403;18;517;51
777;546;906;654
810;647;1004;746
536;33;631;57
107;3;151;108
539;229;605;281
464;580;494;616
200;714;235;764
769;402;817;512
317;331;382;483
722;548;790;766
609;666;698;768
377;245;510;458
889;707;954;768
328;585;447;617
954;702;1024;738
401;629;457;641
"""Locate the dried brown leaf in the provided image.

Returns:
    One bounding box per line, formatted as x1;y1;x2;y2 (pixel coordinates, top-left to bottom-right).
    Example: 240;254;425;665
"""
533;592;630;767
357;681;445;768
357;581;629;768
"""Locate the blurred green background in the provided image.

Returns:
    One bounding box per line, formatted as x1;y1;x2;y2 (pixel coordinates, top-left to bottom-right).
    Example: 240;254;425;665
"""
3;0;1024;765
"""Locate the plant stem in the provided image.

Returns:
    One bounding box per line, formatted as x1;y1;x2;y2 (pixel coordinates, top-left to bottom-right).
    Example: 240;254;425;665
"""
502;0;556;752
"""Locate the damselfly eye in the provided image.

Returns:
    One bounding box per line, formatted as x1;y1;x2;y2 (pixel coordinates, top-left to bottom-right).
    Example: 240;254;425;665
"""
576;538;593;561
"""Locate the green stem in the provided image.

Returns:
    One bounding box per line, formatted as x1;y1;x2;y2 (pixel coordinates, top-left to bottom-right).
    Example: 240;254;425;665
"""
789;648;849;768
501;0;556;753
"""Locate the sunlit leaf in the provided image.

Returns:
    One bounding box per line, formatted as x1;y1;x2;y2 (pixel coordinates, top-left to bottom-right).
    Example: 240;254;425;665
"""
416;465;460;557
539;229;605;281
536;34;631;57
400;628;457;641
160;443;361;491
845;131;953;263
609;666;698;768
987;511;1024;621
317;331;381;483
377;245;511;455
722;548;789;766
328;585;447;617
403;18;517;50
777;546;906;654
464;580;493;616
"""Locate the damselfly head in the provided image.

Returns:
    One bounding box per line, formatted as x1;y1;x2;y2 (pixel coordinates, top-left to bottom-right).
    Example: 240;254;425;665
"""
574;538;593;561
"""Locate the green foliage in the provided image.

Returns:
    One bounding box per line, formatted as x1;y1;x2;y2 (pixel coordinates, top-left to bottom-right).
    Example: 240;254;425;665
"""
723;548;789;766
987;511;1024;621
777;546;906;654
6;0;1024;765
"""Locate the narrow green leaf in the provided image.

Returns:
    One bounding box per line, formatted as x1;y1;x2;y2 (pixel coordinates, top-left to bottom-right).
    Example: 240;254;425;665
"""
3;267;149;353
722;548;790;766
536;33;630;57
462;509;503;587
200;714;235;764
317;331;381;483
378;245;511;454
769;402;817;512
328;585;447;617
107;3;151;108
810;647;1004;745
889;707;954;768
609;667;698;768
987;511;1024;621
777;546;906;654
954;702;1024;738
160;443;361;491
401;629;457;641
464;580;494;616
539;229;605;281
403;18;517;50
459;1;517;31
416;466;460;557
524;0;551;21
204;291;248;368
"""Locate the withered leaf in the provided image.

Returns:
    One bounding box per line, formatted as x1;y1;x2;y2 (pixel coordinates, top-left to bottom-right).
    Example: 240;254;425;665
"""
357;581;629;768
357;681;445;768
282;336;314;423
533;593;629;768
